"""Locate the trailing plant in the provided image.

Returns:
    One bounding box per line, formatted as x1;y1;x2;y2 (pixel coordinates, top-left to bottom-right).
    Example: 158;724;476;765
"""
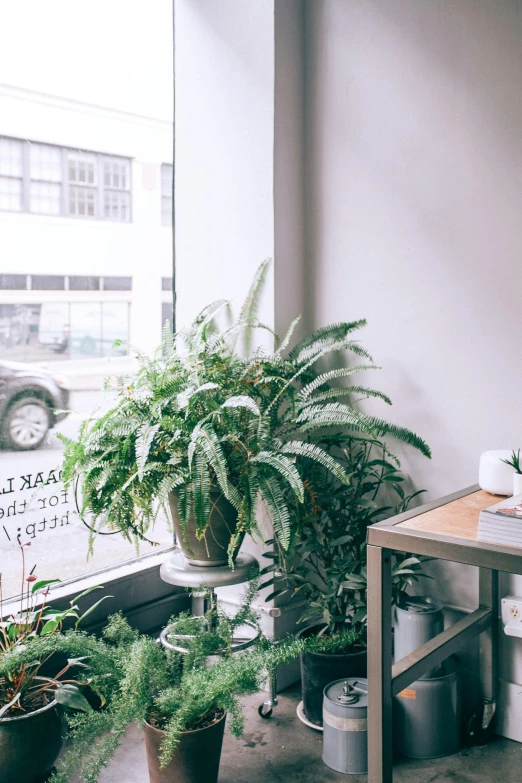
262;433;430;641
0;545;110;718
501;449;522;475
60;260;429;564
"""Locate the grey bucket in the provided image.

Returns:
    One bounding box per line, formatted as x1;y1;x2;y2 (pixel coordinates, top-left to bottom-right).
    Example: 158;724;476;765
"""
322;678;368;775
394;656;462;759
394;596;443;678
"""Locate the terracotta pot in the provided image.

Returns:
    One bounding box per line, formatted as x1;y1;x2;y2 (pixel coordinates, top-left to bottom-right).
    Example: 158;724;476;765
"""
0;697;65;783
143;711;226;783
169;489;241;566
297;624;367;727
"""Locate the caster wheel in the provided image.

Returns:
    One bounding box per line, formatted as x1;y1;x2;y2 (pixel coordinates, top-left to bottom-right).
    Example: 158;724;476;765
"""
258;703;273;719
465;701;496;745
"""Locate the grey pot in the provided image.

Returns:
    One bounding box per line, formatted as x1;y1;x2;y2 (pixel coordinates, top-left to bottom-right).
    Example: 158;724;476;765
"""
0;697;66;783
168;489;241;566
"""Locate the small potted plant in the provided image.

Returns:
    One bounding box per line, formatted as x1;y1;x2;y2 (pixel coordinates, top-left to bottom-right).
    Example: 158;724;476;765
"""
501;449;522;496
53;611;298;783
0;545;113;783
61;260;429;569
263;433;429;726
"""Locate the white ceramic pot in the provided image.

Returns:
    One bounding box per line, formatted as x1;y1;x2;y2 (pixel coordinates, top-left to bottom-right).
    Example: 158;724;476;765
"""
478;450;514;496
513;473;522;497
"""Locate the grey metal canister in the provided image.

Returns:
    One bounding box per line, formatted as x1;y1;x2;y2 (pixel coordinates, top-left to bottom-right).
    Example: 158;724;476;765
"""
322;678;368;775
394;596;443;678
394;656;462;759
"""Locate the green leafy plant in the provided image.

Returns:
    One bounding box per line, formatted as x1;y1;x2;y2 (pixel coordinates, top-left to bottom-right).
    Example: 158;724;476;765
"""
501;449;522;474
262;433;429;641
0;545;110;718
49;609;362;782
162;575;260;668
60;259;429;564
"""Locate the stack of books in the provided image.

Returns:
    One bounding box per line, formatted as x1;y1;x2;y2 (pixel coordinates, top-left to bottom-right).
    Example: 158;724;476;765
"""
478;494;522;546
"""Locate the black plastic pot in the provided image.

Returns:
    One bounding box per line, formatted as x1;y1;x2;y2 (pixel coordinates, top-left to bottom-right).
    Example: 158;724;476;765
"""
169;490;241;566
298;624;367;727
143;711;226;783
0;698;65;783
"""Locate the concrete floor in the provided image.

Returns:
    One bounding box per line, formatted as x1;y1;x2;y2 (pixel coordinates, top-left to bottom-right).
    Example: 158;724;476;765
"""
97;683;521;783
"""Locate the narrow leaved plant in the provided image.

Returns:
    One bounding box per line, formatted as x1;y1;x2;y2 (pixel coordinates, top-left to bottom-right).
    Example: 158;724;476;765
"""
60;259;430;562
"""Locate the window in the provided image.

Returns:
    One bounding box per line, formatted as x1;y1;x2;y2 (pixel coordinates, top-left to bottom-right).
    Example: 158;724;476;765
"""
30;143;62;215
0;1;173;603
0;136;132;223
0;138;23;212
161;163;173;226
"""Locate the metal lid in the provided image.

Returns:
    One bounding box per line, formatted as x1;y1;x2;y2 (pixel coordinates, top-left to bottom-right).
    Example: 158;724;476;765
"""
398;596;442;615
324;678;368;708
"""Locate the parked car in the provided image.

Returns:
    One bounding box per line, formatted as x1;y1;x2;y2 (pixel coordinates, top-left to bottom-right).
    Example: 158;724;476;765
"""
0;361;70;450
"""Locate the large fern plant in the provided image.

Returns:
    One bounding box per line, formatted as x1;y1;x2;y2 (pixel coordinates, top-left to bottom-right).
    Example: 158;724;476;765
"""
60;260;430;562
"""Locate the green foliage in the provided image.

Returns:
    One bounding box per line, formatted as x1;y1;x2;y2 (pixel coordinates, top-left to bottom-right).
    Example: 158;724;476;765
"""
61;259;429;564
262;434;429;638
501;448;522;475
0;547;110;718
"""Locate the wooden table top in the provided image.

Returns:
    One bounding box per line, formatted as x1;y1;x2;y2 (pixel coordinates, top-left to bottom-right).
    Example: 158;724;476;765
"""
396;489;503;542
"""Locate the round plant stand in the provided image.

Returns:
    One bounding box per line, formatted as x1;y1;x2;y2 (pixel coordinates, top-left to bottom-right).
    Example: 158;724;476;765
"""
159;549;278;718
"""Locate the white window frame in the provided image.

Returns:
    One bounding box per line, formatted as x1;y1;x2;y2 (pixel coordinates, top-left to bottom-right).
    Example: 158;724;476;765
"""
0;136;133;223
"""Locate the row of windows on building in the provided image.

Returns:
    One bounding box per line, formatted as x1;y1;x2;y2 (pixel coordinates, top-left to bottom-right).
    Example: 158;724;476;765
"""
0;274;173;291
0;136;173;225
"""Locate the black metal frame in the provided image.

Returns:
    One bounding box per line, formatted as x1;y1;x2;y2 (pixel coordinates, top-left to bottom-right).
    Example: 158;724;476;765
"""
366;484;522;783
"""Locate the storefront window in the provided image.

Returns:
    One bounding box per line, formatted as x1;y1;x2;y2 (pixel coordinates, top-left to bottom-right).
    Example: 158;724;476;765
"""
0;1;174;598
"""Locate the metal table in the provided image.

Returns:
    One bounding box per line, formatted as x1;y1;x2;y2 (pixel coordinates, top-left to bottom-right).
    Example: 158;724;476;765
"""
367;485;522;783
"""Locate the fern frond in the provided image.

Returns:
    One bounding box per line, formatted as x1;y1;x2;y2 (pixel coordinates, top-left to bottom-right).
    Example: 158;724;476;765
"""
251;451;304;502
275;315;301;356
238;259;271;325
289;320;367;361
281;441;350;484
301;385;392;406
259;475;292;550
190;424;229;497
299;365;379;399
192;453;211;534
296;337;373;366
222;395;260;417
135;423;159;481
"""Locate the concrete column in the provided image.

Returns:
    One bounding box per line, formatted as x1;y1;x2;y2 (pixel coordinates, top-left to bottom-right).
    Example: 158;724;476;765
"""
174;0;306;652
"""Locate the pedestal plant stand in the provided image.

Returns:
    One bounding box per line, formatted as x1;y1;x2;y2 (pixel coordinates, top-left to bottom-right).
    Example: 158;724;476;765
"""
159;550;278;717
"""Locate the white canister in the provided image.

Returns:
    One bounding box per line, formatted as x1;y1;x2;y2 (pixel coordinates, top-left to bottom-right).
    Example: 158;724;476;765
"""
478;450;515;496
513;473;522;497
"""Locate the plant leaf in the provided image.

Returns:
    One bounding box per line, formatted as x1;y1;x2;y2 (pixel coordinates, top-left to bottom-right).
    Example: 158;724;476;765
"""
55;684;92;712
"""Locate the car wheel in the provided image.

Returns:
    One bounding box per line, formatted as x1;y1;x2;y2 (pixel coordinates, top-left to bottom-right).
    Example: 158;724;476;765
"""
4;397;51;451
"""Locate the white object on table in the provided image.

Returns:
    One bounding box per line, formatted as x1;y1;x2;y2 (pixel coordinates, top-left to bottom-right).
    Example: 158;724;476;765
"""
478;450;515;496
513;473;522;496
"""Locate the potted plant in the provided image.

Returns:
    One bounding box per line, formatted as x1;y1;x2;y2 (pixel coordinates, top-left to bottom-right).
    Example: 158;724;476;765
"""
263;433;429;726
61;260;429;568
0;545;114;783
501;449;522;495
51;611;296;783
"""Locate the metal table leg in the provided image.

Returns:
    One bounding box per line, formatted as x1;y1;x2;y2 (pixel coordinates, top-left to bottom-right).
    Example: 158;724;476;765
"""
368;545;393;783
465;567;498;743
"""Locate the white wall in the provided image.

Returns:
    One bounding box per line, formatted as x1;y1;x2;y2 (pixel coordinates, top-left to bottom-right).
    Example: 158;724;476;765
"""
174;0;276;334
305;0;522;737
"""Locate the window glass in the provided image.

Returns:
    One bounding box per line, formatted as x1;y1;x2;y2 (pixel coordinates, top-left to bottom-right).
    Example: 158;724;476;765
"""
0;1;174;598
161;163;173;227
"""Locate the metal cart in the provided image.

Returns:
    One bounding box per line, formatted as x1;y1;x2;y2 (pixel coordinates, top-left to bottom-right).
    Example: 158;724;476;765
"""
366;484;522;783
160;549;278;718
